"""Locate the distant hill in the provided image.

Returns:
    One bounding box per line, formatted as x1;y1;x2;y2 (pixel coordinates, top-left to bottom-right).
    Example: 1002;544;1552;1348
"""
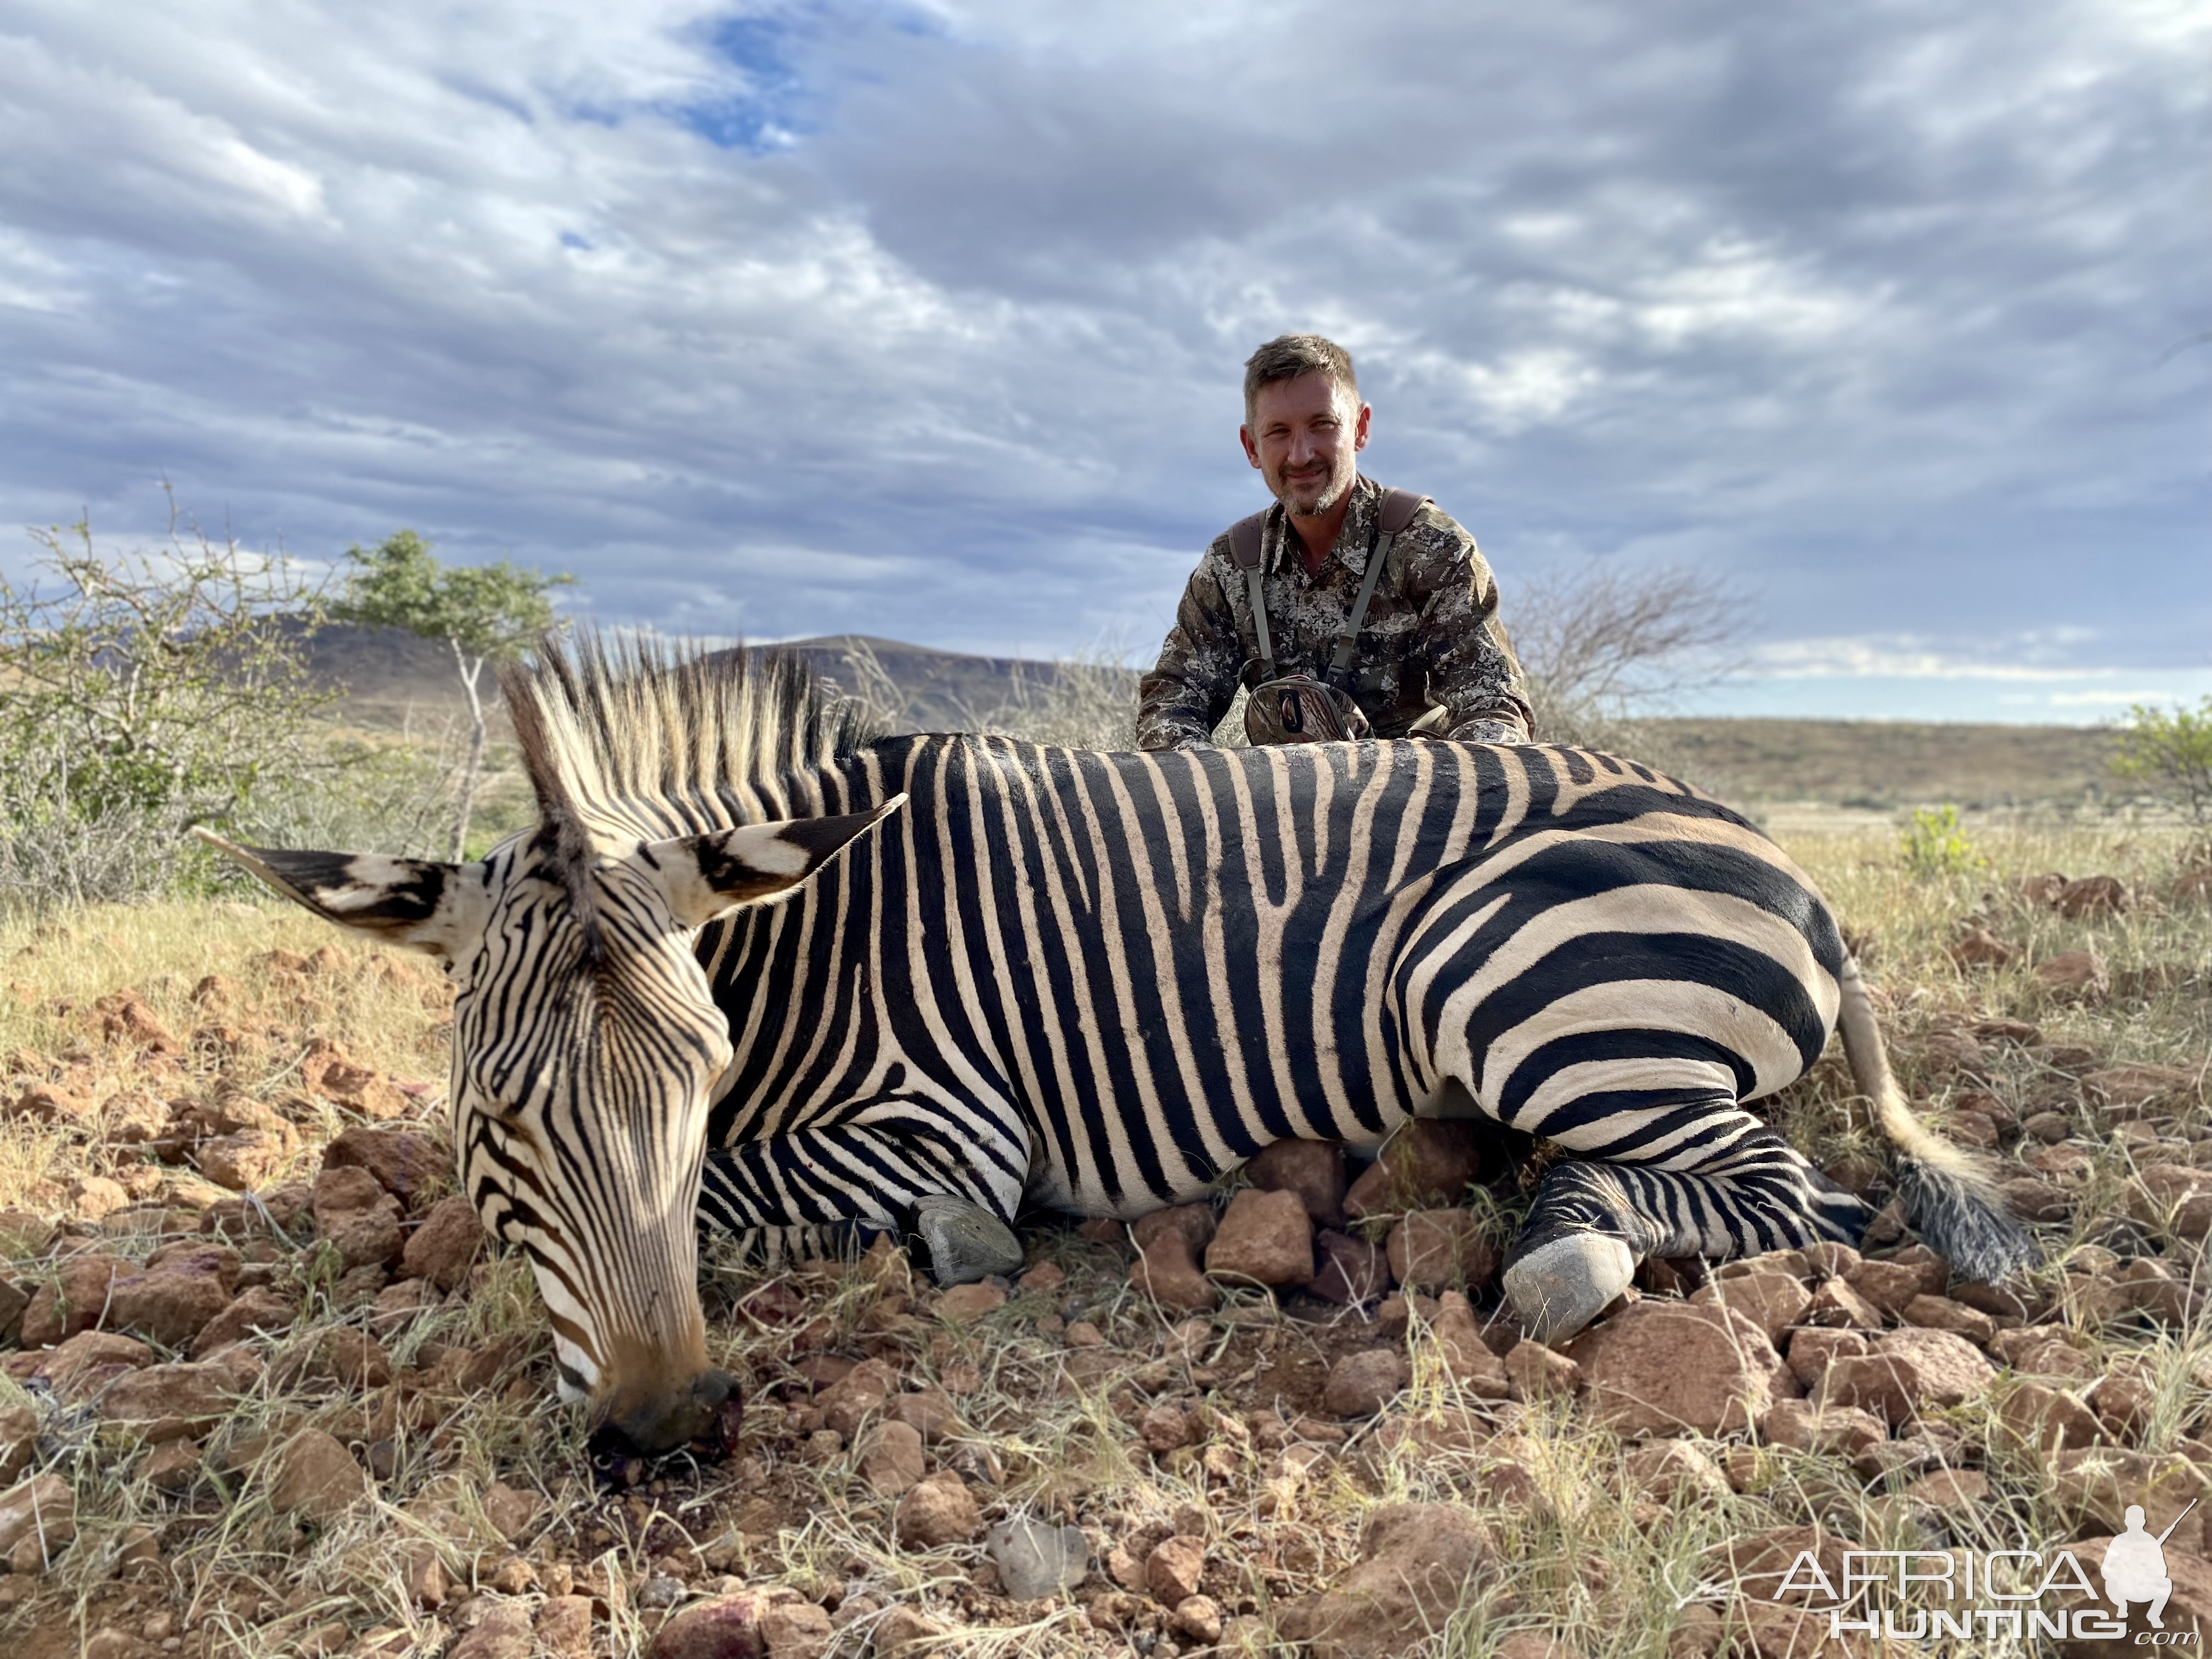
298;624;2116;808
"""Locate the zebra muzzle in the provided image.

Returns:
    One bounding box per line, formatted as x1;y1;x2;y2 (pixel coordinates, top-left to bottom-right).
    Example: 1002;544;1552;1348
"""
588;1367;743;1468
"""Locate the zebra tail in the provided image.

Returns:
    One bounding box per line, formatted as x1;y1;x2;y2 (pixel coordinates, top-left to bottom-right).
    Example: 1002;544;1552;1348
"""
1836;955;2039;1283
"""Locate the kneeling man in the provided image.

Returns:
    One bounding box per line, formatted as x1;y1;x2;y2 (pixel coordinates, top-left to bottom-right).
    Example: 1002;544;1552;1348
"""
1137;333;1533;751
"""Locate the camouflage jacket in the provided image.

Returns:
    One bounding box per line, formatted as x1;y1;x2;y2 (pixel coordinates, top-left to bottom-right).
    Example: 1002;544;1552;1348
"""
1136;476;1534;751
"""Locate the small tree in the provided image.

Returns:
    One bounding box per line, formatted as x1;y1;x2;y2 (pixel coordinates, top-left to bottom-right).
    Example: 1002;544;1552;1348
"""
0;517;336;905
336;531;574;860
2112;698;2212;832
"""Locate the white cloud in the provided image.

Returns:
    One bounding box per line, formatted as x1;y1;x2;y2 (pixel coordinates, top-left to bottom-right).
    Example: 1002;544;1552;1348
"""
0;0;2199;682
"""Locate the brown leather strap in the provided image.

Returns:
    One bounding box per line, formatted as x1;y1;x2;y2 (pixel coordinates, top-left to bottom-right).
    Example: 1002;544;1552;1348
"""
1227;510;1269;572
1378;487;1429;535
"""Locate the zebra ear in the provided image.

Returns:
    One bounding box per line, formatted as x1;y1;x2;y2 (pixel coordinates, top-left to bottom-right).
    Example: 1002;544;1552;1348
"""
647;795;907;928
193;829;487;960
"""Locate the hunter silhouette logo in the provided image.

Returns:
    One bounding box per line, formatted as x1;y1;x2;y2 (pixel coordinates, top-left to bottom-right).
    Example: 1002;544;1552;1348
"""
2106;1500;2194;1629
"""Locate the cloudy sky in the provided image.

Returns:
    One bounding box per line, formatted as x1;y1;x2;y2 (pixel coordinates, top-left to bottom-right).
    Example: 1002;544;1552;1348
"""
1;0;2204;721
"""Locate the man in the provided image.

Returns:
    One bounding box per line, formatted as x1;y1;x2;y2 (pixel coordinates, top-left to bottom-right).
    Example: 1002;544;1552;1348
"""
1137;333;1533;751
2103;1504;2179;1629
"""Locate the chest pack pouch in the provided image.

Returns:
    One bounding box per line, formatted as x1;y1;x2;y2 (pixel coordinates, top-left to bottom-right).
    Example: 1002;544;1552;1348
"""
1228;487;1430;748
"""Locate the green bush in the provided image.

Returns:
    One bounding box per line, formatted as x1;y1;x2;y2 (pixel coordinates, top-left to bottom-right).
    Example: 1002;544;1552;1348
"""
1900;804;1980;877
2112;697;2212;831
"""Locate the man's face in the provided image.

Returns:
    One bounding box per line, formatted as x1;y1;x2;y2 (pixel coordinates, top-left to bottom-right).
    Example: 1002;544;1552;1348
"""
1240;372;1371;517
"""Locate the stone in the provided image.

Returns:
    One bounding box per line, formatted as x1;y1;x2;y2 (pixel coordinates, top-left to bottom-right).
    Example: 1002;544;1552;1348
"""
448;1602;533;1659
988;1515;1089;1599
0;1406;33;1484
2086;1063;2200;1116
1575;1303;1787;1437
647;1589;785;1659
870;1606;944;1657
321;1126;449;1205
194;1132;292;1191
1504;1340;1581;1401
817;1357;899;1438
1169;1593;1224;1644
2057;874;2130;918
401;1195;482;1290
2051;1446;2210;1551
534;1597;594;1659
933;1283;1006;1322
2034;950;2108;1000
1321;1348;1409;1418
106;1263;231;1348
41;1329;153;1400
1146;1533;1206;1605
1904;1469;1991;1511
1308;1230;1391;1305
1245;1139;1347;1227
2131;1164;2212;1239
1204;1188;1314;1285
1385;1209;1496;1292
1141;1402;1198;1454
1689;1271;1810;1342
1802;1277;1882;1328
273;1326;393;1391
759;1600;832;1659
267;1429;368;1521
1812;1354;1920;1426
1995;1381;2104;1454
1842;1257;1925;1315
1344;1121;1489;1218
1947;926;2012;968
1623;1439;1731;1502
2018;871;2070;906
190;1286;296;1358
1131;1204;1216;1253
142;1440;202;1494
97;1362;235;1437
857;1420;927;1496
0;1474;73;1569
1874;1327;1998;1405
1900;1293;1995;1345
19;1254;128;1347
1273;1503;1489;1659
1759;1399;1886;1455
481;1480;541;1541
885;1389;962;1444
893;1472;981;1548
1128;1229;1218;1315
312;1165;404;1269
1431;1291;1510;1397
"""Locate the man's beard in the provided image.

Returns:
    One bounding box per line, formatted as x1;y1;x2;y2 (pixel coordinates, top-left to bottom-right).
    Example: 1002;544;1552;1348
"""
1277;461;1354;517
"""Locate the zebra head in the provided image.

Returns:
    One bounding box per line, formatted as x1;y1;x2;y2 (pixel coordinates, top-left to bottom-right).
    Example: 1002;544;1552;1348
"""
198;793;902;1458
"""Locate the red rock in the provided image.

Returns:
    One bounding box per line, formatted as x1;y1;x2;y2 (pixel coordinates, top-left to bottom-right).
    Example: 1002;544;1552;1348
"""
267;1429;368;1521
1273;1503;1490;1659
5;1085;92;1125
1760;1398;1886;1454
1131;1205;1216;1253
2088;1063;2201;1116
481;1480;541;1541
194;1132;293;1192
1624;1439;1730;1502
94;991;180;1054
1812;1354;1920;1426
2057;875;2130;918
885;1389;962;1444
1900;1294;1995;1344
96;1362;235;1438
1147;1533;1205;1605
1128;1232;1218;1315
0;1406;32;1484
1689;1272;1809;1342
106;1265;230;1348
1575;1302;1787;1436
817;1358;900;1438
41;1330;152;1400
933;1283;1006;1322
1385;1209;1497;1293
1309;1230;1392;1305
0;1474;75;1568
448;1603;533;1659
1947;927;2012;968
857;1420;927;1496
1995;1381;2104;1453
1842;1257;1922;1315
1504;1340;1580;1401
1803;1277;1882;1328
893;1472;981;1548
1141;1402;1198;1454
312;1165;404;1269
1344;1121;1488;1218
19;1255;128;1347
322;1126;449;1205
1169;1594;1224;1645
1321;1348;1409;1417
1245;1139;1347;1227
190;1287;296;1358
2034;950;2108;1000
400;1194;481;1290
2131;1164;2212;1239
1872;1327;1996;1406
1432;1292;1509;1398
1204;1188;1314;1286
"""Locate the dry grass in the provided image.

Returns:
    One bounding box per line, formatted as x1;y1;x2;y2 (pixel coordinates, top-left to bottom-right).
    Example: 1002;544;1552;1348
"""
0;809;2204;1657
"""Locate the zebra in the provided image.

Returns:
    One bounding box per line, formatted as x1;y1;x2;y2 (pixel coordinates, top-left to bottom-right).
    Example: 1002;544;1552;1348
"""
201;636;2032;1456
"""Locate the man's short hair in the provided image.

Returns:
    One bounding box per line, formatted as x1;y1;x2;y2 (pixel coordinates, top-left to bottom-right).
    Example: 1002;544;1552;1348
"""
1243;334;1359;427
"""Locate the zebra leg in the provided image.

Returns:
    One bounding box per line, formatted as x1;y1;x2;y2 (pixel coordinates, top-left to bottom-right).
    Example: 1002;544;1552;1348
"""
1502;1103;1873;1344
699;1117;1027;1286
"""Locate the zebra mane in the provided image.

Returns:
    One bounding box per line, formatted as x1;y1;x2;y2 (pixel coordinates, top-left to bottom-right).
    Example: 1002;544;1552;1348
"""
498;633;887;955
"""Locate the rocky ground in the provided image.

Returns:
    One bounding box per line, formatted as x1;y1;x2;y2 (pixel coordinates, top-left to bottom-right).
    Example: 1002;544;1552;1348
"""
0;823;2204;1658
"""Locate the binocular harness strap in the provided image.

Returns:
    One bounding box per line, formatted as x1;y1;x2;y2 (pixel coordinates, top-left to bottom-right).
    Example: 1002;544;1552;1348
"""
1228;487;1431;691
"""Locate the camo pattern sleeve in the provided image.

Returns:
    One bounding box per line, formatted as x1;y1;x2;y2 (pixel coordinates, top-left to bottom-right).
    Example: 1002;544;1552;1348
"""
1395;504;1536;743
1136;535;1245;752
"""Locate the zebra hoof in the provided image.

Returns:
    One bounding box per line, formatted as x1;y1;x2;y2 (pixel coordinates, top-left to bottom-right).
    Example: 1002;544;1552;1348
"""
1502;1233;1637;1346
913;1195;1025;1286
